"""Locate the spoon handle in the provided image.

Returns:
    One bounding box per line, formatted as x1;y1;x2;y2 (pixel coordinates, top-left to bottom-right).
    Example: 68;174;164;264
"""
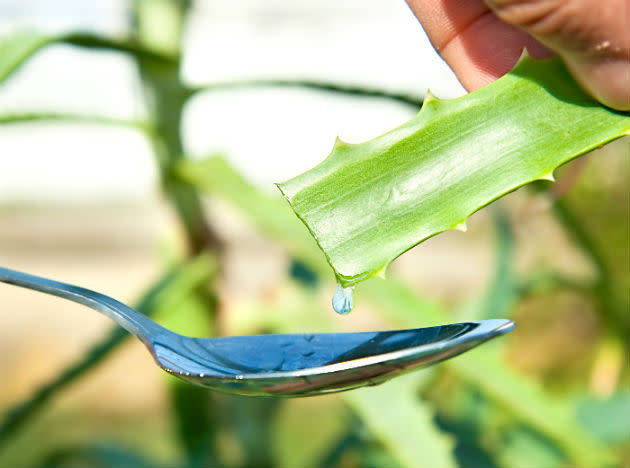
0;266;166;343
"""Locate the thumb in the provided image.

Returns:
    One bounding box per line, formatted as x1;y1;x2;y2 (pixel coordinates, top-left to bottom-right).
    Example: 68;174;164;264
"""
485;0;630;110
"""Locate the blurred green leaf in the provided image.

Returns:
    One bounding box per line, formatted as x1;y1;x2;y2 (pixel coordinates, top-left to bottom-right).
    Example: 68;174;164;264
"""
40;442;161;468
0;30;51;84
277;56;630;287
157;284;216;337
433;392;500;468
358;276;445;326
0;113;152;133
576;391;630;444
62;32;179;62
170;383;220;468
450;350;614;467
345;373;457;468
0;29;175;87
218;396;279;468
357;442;403;468
480;208;517;320
489;425;566;468
177;156;328;273
552;197;629;337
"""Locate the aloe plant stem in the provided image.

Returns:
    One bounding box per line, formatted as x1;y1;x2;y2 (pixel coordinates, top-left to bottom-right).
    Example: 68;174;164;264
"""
62;32;177;65
132;1;221;256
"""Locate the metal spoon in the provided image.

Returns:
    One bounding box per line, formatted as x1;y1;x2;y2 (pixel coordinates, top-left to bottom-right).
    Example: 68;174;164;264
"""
0;266;514;397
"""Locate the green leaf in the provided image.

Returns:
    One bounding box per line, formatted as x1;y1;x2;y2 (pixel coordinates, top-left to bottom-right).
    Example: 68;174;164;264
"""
40;442;161;468
576;391;630;444
345;373;457;468
489;425;566;468
277;56;630;287
0;30;52;84
0;30;175;86
176;156;328;273
449;349;614;467
0;112;152;133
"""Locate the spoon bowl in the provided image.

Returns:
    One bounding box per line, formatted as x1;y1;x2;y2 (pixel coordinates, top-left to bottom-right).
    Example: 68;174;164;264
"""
1;266;514;396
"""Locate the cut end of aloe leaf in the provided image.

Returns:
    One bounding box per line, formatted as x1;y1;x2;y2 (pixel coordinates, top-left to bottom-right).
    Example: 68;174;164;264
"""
278;56;630;288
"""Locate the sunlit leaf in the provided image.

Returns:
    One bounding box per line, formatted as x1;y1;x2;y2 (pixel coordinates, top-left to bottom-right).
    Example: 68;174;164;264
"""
277;56;630;287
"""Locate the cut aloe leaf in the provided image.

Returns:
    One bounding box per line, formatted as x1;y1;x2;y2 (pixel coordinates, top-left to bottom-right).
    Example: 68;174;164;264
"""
277;56;630;287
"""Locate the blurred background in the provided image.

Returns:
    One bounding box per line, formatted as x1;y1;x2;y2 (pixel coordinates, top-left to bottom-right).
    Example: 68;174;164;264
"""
0;1;628;467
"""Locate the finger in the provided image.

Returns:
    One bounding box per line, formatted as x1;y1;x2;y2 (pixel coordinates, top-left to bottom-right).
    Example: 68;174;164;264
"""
405;0;551;91
485;0;630;110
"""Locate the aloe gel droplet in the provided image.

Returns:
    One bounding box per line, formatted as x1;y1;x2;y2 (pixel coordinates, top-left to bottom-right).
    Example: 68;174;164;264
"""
332;283;354;314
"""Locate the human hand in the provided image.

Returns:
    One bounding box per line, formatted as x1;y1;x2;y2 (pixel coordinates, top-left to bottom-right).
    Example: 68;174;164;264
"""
406;0;629;110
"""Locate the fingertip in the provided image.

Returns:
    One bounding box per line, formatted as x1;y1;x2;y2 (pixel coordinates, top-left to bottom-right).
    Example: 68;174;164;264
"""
439;15;551;91
567;58;630;111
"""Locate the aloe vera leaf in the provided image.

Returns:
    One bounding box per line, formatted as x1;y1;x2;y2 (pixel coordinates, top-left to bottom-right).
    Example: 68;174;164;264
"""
277;56;630;287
